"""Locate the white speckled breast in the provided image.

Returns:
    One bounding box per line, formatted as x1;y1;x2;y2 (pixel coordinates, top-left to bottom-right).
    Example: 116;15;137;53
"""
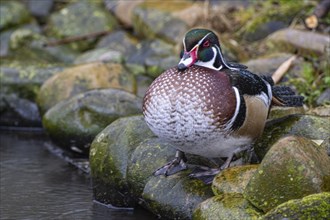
143;66;251;158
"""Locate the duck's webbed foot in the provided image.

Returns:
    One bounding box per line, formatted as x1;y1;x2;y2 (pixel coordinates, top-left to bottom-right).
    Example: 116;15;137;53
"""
154;150;188;176
189;145;256;184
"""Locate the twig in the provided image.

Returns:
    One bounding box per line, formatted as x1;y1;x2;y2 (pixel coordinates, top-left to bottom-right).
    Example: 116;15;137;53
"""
272;55;297;84
43;30;112;47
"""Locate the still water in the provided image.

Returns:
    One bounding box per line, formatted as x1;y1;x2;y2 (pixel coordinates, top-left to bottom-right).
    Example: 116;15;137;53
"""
0;131;156;220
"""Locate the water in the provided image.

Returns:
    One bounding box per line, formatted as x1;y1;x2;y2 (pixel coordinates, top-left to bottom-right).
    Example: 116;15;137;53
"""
0;131;156;220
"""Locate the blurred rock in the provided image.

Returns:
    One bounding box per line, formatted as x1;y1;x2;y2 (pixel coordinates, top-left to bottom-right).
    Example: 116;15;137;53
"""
46;1;118;51
0;57;64;101
131;1;189;44
27;0;54;21
244;21;287;42
212;165;258;196
0;1;31;31
255;114;330;159
266;28;330;55
136;75;153;98
245;136;330;212
268;106;305;120
89;115;155;207
42;89;142;155
307;106;330;117
142;172;213;220
261;192;330;220
193;194;262;220
74;48;123;64
0;94;41;127
317;88;330;105
126;39;177;77
37;62;136;114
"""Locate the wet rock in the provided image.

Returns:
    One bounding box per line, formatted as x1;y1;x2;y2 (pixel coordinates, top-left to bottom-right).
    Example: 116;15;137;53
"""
27;0;54;21
46;1;118;51
131;1;189;44
89;115;155;207
37;62;135;114
266;28;330;55
126;39;177;77
0;94;41;127
245;136;330;212
261;192;330;220
42;89;142;155
255;114;330;158
74;48;123;64
0;58;64;101
0;1;31;31
142;172;213;220
193;194;262;220
317;88;330;106
212;165;258;196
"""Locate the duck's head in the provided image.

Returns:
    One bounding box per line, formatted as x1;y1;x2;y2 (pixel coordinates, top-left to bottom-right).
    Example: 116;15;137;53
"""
178;29;229;71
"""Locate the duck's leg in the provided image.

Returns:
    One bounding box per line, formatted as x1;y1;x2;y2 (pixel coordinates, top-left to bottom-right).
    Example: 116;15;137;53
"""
154;150;188;176
189;145;255;184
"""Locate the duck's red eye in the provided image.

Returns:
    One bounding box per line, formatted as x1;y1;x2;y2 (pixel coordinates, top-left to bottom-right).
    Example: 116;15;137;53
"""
203;41;210;47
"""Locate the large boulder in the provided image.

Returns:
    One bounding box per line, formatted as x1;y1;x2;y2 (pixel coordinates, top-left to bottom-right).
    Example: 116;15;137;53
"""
0;1;31;31
244;136;330;212
46;1;118;51
37;62;136;114
42;89;142;155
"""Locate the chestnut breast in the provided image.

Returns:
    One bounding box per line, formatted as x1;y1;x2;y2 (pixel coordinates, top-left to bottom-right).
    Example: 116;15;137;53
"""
143;65;237;146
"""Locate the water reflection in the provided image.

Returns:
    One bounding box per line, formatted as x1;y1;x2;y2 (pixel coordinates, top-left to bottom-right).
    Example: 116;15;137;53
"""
0;131;156;220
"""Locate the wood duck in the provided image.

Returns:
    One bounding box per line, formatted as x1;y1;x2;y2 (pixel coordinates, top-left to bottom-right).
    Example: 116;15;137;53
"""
143;29;303;183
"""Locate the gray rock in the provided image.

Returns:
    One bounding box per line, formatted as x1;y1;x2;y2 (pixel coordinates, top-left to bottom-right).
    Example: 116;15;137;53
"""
0;94;41;127
42;89;142;155
142;172;213;220
245;136;330;212
46;1;118;51
27;0;54;20
244;20;287;42
74;48;123;64
261;192;330;220
317;88;330;106
255;114;330;159
0;1;31;31
89;115;155;207
193;194;262;220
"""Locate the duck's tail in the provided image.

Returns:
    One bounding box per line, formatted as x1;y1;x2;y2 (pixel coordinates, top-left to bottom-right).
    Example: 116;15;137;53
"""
262;76;304;107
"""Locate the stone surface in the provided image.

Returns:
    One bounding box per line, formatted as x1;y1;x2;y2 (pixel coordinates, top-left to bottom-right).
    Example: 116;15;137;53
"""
131;2;189;44
267;28;330;55
255;114;330;158
245;136;330;212
89;115;155;207
74;48;123;64
42;89;142;155
317;88;330;106
0;1;31;31
193;193;262;220
261;192;330;220
37;62;136;114
46;1;118;51
212;165;258;196
27;0;54;20
0;94;41;127
268;106;305;120
142;172;214;220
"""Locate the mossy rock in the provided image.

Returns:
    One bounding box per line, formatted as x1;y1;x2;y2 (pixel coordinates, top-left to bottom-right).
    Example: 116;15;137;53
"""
46;1;118;51
142;172;214;220
89;115;155;207
74;48;123;64
255;114;330;159
212;165;258;196
132;2;189;44
43;89;142;155
0;1;31;30
261;192;330;220
193;193;262;220
37;62;136;114
245;136;330;212
0;57;64;101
